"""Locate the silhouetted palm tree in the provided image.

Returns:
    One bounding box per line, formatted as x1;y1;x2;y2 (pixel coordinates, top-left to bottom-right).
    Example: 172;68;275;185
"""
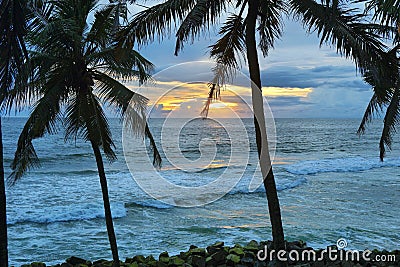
356;0;400;160
0;0;31;265
7;1;160;266
118;0;388;256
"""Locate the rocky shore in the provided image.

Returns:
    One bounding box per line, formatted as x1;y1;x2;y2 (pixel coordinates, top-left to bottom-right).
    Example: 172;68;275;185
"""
18;240;400;267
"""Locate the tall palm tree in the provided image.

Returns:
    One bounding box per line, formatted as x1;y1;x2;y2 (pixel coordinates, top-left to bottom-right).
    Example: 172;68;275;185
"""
0;0;31;266
118;0;387;256
7;0;160;266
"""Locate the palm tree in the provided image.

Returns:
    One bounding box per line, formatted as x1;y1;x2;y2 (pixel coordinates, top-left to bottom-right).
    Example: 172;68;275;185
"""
0;0;31;266
355;0;400;160
7;0;160;266
118;0;387;256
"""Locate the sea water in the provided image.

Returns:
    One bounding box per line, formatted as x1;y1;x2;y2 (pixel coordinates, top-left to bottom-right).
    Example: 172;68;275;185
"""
3;117;399;266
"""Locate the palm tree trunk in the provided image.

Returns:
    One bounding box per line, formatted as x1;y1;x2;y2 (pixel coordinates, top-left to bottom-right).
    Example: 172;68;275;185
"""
91;141;120;267
245;0;286;253
0;117;8;267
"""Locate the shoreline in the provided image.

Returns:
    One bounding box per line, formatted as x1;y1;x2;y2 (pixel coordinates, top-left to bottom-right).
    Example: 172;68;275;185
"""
17;240;400;267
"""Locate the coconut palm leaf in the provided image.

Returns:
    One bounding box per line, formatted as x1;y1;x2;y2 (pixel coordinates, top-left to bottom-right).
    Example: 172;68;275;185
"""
118;0;197;48
258;0;287;56
174;0;227;55
365;0;400;28
65;90;117;162
290;0;386;70
0;0;29;105
357;44;400;159
9;81;63;183
210;14;246;73
380;87;400;160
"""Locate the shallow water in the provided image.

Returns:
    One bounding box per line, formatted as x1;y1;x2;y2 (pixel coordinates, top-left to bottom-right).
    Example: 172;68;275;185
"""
3;117;399;266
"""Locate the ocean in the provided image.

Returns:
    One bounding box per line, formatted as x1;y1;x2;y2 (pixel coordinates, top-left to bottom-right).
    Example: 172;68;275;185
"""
3;117;399;266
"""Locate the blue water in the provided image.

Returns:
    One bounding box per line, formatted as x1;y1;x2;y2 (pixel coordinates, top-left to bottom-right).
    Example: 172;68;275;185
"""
3;117;399;266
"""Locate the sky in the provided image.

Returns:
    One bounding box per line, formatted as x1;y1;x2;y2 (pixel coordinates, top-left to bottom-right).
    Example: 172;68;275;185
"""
124;3;374;119
12;1;375;119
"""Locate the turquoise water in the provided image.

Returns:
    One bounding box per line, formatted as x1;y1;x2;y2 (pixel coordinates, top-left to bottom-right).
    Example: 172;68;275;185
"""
3;117;399;266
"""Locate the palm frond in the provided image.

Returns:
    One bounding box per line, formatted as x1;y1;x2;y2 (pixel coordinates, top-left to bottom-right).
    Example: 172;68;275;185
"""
65;89;117;162
210;14;246;75
290;0;386;71
258;0;286;56
8;84;62;184
380;87;400;160
93;73;162;167
175;0;227;55
357;93;383;134
86;4;117;48
145;123;162;168
366;0;400;28
117;0;196;48
89;48;154;84
93;70;148;117
0;0;29;105
358;45;399;135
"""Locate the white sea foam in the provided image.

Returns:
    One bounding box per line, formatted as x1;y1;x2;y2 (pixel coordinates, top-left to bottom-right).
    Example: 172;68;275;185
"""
7;202;127;225
285;156;400;175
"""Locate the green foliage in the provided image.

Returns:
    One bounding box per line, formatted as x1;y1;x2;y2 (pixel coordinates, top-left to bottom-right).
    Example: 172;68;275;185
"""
8;0;160;184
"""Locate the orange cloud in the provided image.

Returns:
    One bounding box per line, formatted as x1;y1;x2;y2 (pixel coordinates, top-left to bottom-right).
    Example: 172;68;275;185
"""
128;81;313;118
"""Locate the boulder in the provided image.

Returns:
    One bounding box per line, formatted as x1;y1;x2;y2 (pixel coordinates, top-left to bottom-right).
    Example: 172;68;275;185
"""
207;242;224;255
159;252;170;264
190;255;206;267
229;247;244;257
210;249;228;265
66;256;88;266
226;254;241;265
168;256;185;266
190;248;207;257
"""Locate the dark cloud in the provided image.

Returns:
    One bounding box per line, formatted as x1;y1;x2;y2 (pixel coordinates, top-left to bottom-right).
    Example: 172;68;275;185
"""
268;96;313;107
260;65;366;91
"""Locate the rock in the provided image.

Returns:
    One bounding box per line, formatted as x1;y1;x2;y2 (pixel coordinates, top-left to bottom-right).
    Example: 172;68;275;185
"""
180;252;191;261
246;240;259;248
244;241;260;254
240;255;255;266
210;249;229;265
60;263;73;267
205;256;215;267
93;259;108;266
131;255;146;264
207;242;224;255
156;261;168;267
310;261;325;267
126;263;139;267
226;254;241;265
190;245;198;250
292;240;307;248
191;255;206;267
159;252;170;264
229;247;244;257
190;248;207;257
146;255;157;267
341;261;355;267
31;263;46;267
169;256;185;266
66;256;88;265
254;261;267;267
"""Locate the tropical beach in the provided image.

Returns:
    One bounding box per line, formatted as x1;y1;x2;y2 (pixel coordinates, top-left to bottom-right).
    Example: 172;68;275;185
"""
1;0;400;267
